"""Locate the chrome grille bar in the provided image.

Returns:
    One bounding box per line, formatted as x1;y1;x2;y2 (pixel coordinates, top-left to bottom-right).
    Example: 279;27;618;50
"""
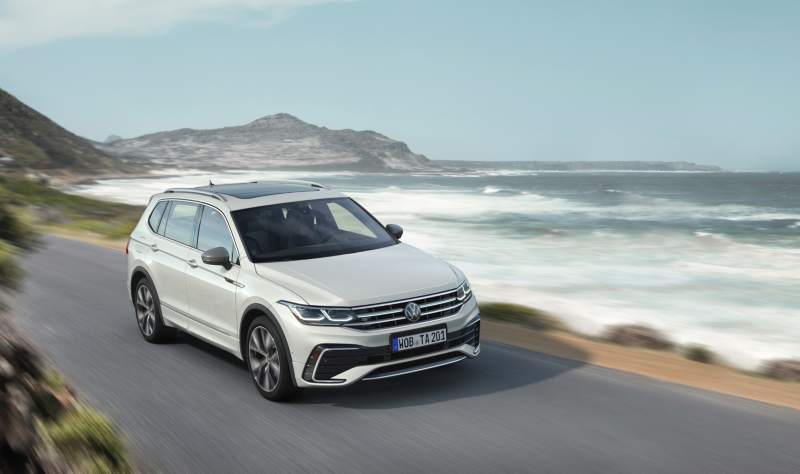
421;302;463;317
419;297;457;309
357;308;403;319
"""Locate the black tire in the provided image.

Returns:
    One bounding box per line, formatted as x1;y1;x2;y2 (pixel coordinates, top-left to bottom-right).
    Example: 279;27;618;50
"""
133;277;178;343
246;316;303;402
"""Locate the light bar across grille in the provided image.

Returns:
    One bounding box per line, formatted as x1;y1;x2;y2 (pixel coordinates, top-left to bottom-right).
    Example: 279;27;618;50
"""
343;288;467;331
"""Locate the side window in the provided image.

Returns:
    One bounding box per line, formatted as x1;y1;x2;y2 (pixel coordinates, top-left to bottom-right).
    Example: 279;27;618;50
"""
157;201;172;235
327;202;376;237
197;206;236;261
164;202;201;246
148;201;168;232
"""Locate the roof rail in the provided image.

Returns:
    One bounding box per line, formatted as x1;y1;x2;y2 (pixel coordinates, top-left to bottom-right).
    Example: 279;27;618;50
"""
164;188;228;201
248;180;330;190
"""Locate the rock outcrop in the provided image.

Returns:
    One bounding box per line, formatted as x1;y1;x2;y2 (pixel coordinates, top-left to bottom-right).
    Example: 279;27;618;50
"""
763;360;800;383
606;324;674;351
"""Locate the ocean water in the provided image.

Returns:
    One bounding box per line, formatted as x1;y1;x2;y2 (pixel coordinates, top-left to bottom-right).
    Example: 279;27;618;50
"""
72;170;800;368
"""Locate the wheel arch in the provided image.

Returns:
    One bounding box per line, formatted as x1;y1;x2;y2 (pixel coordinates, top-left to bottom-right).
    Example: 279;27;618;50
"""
130;266;153;302
240;303;299;387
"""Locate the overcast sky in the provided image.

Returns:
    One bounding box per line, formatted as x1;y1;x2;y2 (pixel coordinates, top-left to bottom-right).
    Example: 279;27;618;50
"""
1;0;798;170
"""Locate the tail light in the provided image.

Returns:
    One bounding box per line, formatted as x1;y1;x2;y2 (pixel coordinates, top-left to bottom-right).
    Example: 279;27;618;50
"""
126;238;130;255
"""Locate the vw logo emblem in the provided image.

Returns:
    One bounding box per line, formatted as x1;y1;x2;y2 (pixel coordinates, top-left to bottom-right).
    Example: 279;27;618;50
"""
404;302;422;322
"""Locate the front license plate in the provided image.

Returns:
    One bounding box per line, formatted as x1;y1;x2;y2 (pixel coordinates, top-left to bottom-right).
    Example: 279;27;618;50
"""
392;328;447;352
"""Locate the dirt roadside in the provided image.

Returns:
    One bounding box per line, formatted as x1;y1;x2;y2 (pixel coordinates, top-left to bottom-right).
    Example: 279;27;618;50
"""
482;321;800;411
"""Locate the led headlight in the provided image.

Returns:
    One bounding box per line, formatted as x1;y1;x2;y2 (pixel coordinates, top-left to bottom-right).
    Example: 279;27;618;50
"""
456;279;472;301
279;302;356;326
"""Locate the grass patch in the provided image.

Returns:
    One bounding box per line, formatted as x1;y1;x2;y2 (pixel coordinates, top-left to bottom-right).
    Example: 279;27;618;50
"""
0;175;144;240
44;408;130;473
42;370;67;391
478;302;564;331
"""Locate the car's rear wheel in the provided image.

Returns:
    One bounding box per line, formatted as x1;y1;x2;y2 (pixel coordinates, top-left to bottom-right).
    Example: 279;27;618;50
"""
134;278;177;343
247;316;303;402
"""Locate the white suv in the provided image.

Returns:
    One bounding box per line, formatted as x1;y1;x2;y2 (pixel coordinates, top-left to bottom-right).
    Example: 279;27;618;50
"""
126;180;479;401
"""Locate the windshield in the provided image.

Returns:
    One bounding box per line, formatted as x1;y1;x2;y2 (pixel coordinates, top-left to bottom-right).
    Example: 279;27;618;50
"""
231;197;397;263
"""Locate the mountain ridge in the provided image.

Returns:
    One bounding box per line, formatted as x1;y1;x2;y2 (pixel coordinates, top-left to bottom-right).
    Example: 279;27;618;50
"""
96;114;438;172
0;87;125;171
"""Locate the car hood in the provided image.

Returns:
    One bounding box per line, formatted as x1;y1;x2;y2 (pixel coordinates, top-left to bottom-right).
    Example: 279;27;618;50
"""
254;243;459;307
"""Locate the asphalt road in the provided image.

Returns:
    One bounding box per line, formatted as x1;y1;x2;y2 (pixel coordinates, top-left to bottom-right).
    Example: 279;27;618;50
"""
12;236;800;473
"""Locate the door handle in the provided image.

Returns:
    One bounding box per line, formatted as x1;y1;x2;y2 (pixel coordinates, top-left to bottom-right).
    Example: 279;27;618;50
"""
187;259;199;268
149;244;158;251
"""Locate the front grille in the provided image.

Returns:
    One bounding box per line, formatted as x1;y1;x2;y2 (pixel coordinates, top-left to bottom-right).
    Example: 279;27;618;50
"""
343;289;466;331
310;319;480;382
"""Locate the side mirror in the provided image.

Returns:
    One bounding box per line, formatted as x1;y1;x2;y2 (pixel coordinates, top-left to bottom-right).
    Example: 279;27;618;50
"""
386;224;403;239
201;247;232;270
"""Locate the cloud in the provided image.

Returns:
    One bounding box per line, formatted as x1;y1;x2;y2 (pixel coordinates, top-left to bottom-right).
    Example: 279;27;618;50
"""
0;0;355;50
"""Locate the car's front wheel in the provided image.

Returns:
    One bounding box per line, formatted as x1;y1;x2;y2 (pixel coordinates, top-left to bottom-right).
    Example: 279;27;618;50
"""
134;278;177;343
246;316;303;402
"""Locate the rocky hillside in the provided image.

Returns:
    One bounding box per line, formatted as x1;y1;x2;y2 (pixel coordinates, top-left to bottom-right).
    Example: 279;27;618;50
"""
0;87;125;171
95;114;439;172
435;160;724;172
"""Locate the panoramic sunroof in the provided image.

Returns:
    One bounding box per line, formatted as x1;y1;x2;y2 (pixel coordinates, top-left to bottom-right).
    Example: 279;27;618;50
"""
197;183;319;199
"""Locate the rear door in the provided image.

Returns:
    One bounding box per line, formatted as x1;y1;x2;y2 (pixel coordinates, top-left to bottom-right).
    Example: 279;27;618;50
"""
185;205;241;349
146;200;201;329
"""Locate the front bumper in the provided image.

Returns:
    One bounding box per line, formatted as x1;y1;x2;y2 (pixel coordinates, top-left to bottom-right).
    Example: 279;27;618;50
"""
280;297;480;388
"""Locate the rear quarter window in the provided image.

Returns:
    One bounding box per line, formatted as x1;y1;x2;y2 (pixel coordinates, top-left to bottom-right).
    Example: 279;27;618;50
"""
157;201;172;235
148;201;168;232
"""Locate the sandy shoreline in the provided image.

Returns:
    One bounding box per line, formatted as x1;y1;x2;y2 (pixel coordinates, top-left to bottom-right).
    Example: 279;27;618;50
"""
43;167;461;188
43;168;185;187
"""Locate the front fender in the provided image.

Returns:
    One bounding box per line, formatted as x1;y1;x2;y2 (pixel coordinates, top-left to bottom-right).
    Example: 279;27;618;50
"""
239;302;300;388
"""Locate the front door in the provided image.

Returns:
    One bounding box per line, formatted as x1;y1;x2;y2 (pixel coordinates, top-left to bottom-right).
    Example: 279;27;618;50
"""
186;205;241;350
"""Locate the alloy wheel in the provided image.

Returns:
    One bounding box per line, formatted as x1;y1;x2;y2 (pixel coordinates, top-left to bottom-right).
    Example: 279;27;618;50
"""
135;285;156;336
249;326;281;392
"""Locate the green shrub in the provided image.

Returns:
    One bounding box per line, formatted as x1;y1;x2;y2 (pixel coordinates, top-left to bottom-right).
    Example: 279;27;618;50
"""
478;302;563;331
0;239;24;291
684;344;715;364
46;408;129;472
0;187;40;292
0;189;39;251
